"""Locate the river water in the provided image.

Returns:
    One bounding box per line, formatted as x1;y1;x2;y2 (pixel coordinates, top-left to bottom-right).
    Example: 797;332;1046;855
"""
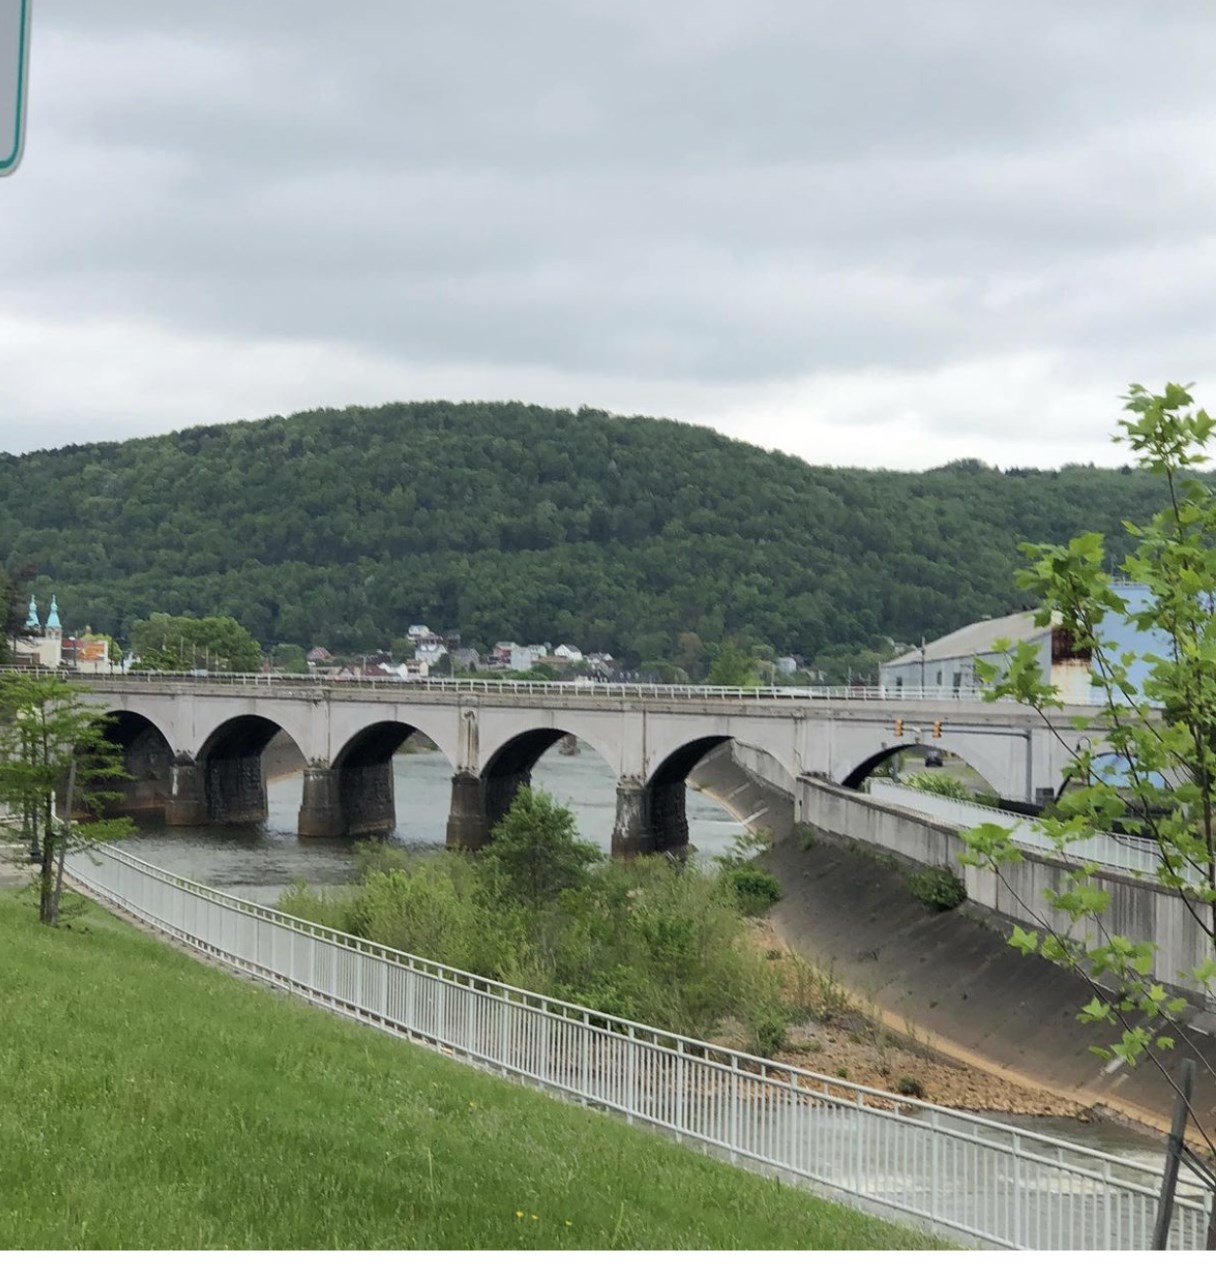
123;744;744;905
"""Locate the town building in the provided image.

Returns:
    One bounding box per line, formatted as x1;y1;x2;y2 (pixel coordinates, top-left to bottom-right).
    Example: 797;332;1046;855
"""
12;595;113;672
880;587;1168;701
878;610;1093;699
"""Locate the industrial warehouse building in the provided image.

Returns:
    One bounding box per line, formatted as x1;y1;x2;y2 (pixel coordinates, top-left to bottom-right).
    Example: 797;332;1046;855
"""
878;610;1093;700
879;584;1161;702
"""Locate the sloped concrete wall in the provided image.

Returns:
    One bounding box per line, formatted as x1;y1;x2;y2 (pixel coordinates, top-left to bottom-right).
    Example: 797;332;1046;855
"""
698;744;1216;1133
796;774;1215;1007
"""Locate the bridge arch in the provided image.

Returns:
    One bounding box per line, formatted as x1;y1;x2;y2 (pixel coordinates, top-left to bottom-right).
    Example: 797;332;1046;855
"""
629;736;797;857
480;727;619;833
195;714;304;825
76;710;176;822
299;720;462;839
837;741;1004;798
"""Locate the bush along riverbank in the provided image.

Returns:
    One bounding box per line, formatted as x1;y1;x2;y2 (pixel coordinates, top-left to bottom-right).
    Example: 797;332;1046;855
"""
279;789;1097;1121
282;789;793;1053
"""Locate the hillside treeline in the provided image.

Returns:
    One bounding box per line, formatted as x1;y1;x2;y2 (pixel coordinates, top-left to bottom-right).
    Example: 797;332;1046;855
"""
0;401;1170;668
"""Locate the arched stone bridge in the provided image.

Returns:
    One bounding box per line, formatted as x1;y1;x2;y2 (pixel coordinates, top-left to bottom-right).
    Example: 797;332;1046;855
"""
69;675;1097;856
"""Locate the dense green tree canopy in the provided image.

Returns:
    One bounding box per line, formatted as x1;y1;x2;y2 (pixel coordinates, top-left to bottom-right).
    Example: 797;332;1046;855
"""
0;401;1182;669
129;613;262;672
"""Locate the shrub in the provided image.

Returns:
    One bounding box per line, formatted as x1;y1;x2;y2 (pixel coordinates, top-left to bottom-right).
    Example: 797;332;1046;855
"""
352;840;411;879
896;1075;925;1098
908;865;967;912
719;865;783;916
901;770;1000;807
748;1013;788;1058
280;798;791;1046
481;787;602;906
278;881;353;932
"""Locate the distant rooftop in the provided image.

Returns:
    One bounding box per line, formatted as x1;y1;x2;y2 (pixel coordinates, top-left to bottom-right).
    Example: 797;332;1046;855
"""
883;610;1056;668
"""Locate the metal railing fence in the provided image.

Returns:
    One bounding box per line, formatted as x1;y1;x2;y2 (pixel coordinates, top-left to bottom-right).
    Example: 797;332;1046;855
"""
0;664;1110;707
62;839;1210;1250
867;780;1202;885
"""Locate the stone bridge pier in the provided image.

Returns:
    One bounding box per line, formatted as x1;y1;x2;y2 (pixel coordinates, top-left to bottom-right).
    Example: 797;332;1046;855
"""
297;759;397;838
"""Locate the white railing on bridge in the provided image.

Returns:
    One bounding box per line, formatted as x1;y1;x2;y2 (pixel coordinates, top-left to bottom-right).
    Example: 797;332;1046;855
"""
0;666;1110;707
62;838;1209;1250
867;780;1202;886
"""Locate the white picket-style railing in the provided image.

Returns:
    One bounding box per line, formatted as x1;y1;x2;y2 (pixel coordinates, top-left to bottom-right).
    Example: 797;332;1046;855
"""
0;665;1111;707
867;780;1204;885
61;839;1210;1250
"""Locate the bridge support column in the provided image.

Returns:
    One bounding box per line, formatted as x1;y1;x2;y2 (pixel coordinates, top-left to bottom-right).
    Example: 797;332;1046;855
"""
206;754;267;825
165;756;207;826
611;779;655;860
446;771;490;849
649;778;690;857
298;766;344;838
340;759;397;838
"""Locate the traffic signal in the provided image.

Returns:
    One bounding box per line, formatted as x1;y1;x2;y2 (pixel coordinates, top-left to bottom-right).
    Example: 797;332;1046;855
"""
932;720;942;739
894;718;904;737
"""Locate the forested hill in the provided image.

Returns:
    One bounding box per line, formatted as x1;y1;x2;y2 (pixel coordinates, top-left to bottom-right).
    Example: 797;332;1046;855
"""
0;402;1170;666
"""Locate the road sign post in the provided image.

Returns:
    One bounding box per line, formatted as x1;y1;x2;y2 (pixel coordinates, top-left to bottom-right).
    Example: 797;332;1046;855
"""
0;0;30;177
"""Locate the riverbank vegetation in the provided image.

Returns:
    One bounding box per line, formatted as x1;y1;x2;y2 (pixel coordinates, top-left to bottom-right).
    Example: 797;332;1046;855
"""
281;789;793;1052
0;401;1184;670
0;890;941;1249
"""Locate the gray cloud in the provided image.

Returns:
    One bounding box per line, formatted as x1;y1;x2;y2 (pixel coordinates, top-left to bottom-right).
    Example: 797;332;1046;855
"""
5;1;1216;464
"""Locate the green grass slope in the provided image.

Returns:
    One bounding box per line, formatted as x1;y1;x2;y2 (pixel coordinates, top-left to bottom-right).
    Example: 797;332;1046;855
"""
0;893;942;1250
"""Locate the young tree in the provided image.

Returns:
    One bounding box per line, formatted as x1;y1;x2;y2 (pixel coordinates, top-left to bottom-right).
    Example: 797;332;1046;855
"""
0;673;131;924
0;563;37;665
480;787;601;907
705;640;760;688
962;383;1216;1156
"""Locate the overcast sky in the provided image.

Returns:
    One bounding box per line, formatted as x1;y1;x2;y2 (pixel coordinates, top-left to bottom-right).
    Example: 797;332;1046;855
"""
5;2;1216;469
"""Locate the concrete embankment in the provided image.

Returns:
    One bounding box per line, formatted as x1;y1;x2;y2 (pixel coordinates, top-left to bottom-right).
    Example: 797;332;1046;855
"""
688;746;1216;1137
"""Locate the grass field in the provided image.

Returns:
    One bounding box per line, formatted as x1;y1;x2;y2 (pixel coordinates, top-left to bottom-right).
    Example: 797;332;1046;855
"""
0;891;945;1250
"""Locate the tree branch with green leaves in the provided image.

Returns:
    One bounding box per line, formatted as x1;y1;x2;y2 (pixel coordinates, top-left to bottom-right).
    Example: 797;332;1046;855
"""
961;383;1216;1157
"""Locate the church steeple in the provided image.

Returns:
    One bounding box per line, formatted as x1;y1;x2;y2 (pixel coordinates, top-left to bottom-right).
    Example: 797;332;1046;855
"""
46;595;61;633
25;594;39;631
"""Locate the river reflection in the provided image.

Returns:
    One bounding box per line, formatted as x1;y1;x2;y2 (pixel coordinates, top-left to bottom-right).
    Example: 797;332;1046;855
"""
123;745;745;905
